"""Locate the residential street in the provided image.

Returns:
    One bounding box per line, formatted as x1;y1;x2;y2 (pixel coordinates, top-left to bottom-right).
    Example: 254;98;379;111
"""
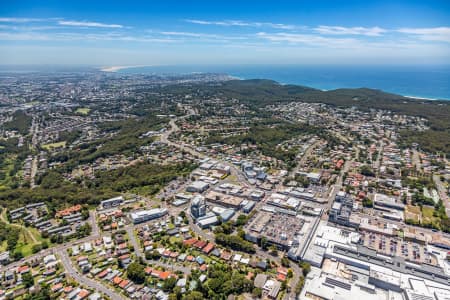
57;249;127;300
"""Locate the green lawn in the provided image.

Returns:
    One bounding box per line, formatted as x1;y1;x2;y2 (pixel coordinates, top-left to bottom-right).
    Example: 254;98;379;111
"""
1;210;50;257
27;226;52;246
169;236;182;244
421;206;440;226
422;206;435;219
42;141;66;150
0;155;17;190
76;107;91;115
0;240;6;252
15;230;36;256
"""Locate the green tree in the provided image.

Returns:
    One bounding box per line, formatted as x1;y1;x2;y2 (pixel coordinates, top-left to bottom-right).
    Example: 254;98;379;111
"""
22;272;34;288
32;244;43;254
281;256;290;267
13;250;23;260
260;236;268;250
300;261;311;276
183;291;204;300
163;277;177;292
252;287;262;298
362;198;374;208
127;262;146;284
145;250;161;260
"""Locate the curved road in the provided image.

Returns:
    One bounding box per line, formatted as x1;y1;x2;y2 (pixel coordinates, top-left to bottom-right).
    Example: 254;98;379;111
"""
58;249;127;300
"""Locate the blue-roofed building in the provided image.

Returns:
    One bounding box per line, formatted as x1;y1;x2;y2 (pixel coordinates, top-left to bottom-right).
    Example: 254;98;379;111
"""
220;209;235;222
256;172;267;181
196;256;205;265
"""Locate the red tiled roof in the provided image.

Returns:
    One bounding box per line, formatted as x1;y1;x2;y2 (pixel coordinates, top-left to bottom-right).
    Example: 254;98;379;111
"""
202;242;215;254
97;270;108;278
113;276;123;285
17;265;29;273
56;204;82;217
186;255;195;261
277;267;288;276
118;243;127;249
78;289;90;299
277;273;286;282
221;251;232;260
194;240;207;249
51;283;63;292
159;271;171;280
119;279;130;289
183;238;198;246
151;270;162;277
119;254;130;260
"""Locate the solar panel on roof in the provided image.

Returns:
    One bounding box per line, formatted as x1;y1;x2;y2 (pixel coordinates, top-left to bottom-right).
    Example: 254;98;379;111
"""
325;277;351;290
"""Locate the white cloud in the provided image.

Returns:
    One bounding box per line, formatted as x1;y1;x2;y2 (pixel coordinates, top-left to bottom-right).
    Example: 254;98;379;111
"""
0;17;42;23
0;32;52;41
315;25;386;36
58;20;123;28
159;31;247;42
185;19;295;30
0;31;176;43
256;32;361;48
161;31;220;38
0;25;58;31
397;27;450;42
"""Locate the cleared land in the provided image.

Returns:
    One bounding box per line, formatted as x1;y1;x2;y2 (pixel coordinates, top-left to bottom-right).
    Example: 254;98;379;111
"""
405;205;421;222
42;141;66;150
75;107;91;115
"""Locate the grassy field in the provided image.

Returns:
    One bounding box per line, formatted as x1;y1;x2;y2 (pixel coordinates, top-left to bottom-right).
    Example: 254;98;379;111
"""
422;206;435;218
169;236;183;244
75;107;91;115
0;155;17;190
15;230;35;256
421;206;439;226
42;141;66;150
0;240;6;252
0;210;51;257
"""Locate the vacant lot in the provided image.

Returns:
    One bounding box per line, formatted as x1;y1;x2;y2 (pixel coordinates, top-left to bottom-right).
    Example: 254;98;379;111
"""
405;205;421;222
42;141;66;150
75;107;91;115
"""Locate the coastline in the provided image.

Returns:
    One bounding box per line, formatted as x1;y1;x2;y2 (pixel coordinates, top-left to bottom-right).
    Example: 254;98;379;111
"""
99;65;449;101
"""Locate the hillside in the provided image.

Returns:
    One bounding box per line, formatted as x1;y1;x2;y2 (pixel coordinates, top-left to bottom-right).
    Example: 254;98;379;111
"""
165;79;450;155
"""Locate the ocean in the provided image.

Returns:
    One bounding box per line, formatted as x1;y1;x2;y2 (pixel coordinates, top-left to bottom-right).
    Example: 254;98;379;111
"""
118;65;450;100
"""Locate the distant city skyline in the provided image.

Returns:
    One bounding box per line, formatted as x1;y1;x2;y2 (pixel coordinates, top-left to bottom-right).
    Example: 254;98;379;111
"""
1;0;450;66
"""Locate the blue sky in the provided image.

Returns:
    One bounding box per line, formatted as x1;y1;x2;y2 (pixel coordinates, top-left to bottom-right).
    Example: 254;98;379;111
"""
1;0;450;66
